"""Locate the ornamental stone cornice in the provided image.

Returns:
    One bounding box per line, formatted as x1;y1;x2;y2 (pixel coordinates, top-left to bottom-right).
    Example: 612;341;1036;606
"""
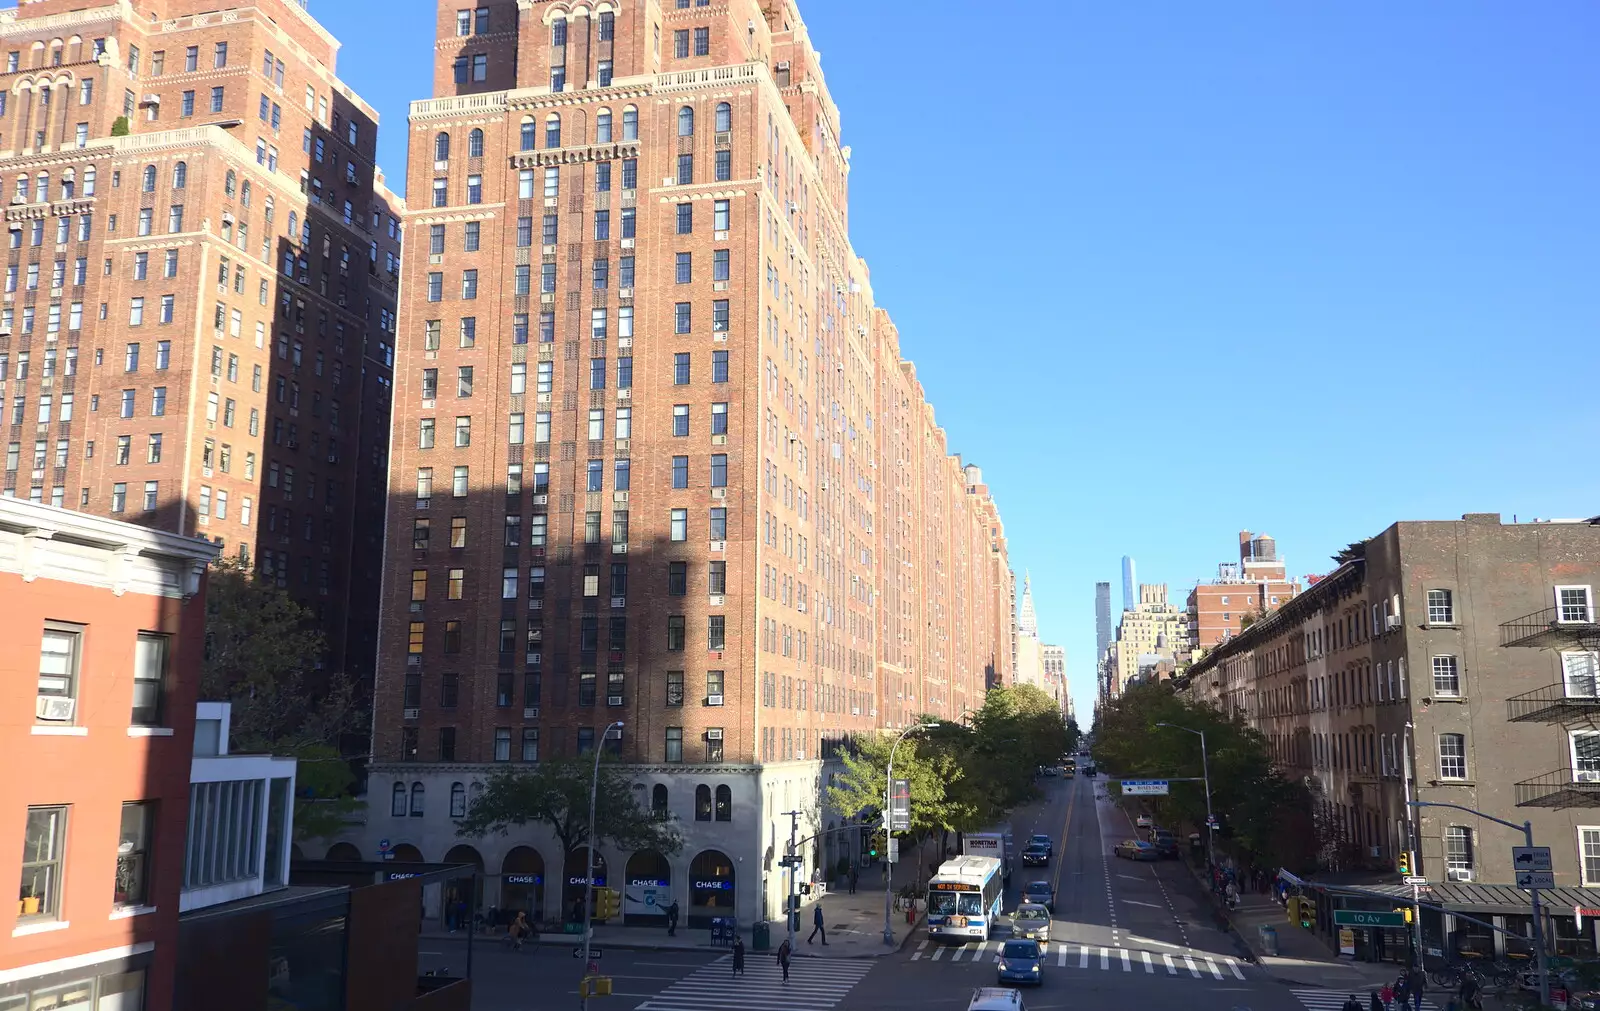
511;142;640;169
652;187;748;203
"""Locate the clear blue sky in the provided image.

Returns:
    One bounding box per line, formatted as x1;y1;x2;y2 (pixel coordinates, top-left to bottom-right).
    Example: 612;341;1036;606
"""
317;1;1600;721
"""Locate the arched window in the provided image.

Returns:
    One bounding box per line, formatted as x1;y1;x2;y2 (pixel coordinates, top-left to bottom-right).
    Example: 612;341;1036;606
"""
595;109;612;143
694;784;712;822
172;161;187;189
652;784;669;816
141;165;155;192
410;782;425;816
678;106;694;137
468;128;484;158
287;210;298;240
450;782;467;818
551;18;567;46
622;106;638;141
715;102;731;133
519;117;536;151
263;195;274;224
35;173;49;201
223;169;236;197
714;785;731;822
60;169;74;200
545;113;561;149
434;131;450;162
240;180;252;207
390;782;407;816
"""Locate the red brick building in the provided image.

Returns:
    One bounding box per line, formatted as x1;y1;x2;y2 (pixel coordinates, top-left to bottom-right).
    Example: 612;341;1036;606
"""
1187;530;1302;650
0;496;216;1008
0;0;400;687
345;0;1013;928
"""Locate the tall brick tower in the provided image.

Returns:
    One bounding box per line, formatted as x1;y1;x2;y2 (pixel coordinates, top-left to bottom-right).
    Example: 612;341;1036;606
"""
356;0;1013;929
0;0;401;688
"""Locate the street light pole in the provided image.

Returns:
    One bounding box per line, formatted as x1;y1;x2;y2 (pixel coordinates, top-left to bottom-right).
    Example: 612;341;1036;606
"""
884;720;939;945
1409;800;1549;1009
1155;723;1215;870
579;720;624;1011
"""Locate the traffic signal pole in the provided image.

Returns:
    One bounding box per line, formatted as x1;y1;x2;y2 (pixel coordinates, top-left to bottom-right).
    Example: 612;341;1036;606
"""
783;809;801;951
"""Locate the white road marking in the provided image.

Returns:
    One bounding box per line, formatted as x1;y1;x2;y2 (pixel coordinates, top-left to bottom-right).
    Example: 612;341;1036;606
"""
1184;954;1202;977
930;944;946;961
1058;945;1069;967
1206;957;1224;979
911;939;928;961
1079;944;1090;968
1099;946;1110;969
1163;953;1179;975
1120;948;1132;971
1225;957;1246;980
1142;949;1155;973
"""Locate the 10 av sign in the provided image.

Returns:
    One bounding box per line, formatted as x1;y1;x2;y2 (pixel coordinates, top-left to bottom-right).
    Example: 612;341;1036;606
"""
1334;910;1406;927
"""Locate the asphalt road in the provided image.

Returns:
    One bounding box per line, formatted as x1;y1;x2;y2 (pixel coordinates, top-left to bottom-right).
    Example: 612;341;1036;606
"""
426;772;1333;1011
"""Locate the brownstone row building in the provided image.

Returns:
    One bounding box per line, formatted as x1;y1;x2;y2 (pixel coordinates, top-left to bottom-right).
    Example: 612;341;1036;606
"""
0;0;401;687
1182;513;1600;962
337;0;1014;929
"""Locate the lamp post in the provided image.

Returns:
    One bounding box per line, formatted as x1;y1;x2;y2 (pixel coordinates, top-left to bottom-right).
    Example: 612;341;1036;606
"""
884;720;939;945
1154;723;1215;869
579;720;624;1011
1410;800;1549;1009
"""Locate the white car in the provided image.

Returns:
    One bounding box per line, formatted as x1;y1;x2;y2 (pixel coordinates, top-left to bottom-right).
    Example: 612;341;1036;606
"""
1135;815;1153;829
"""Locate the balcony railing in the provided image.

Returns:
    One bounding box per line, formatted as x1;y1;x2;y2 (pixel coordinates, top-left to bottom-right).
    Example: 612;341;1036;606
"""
1501;606;1600;649
1507;682;1600;723
1514;768;1600;808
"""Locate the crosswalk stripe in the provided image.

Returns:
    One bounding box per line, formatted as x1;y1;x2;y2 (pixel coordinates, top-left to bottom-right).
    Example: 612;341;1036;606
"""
930;945;946;961
1143;949;1155;973
635;956;874;1011
1058;945;1069;967
1121;948;1132;971
1079;944;1090;968
1164;953;1178;975
911;940;927;961
1205;957;1223;979
1226;957;1246;980
1291;989;1441;1011
1184;954;1202;977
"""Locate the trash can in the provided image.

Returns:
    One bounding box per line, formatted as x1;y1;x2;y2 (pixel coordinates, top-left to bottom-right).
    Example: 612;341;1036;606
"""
752;921;771;952
1259;925;1279;956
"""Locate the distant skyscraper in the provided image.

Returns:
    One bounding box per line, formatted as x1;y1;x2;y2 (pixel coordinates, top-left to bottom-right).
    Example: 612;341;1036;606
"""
1122;556;1138;614
1095;582;1112;660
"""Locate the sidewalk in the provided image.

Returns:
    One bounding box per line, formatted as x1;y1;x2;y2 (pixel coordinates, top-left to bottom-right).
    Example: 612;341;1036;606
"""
1226;891;1401;990
422;844;933;960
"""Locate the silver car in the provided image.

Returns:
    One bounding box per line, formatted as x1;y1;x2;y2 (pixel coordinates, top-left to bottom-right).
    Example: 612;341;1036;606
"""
1012;903;1051;946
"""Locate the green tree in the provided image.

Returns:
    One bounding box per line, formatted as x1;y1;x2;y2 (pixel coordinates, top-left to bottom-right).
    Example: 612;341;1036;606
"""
459;756;684;860
200;558;361;840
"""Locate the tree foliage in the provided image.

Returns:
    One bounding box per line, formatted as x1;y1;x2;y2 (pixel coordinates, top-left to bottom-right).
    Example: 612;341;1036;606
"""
201;558;361;840
1091;681;1316;872
458;756;684;858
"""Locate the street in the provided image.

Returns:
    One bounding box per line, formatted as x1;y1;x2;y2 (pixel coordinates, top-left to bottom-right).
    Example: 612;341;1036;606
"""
429;773;1360;1011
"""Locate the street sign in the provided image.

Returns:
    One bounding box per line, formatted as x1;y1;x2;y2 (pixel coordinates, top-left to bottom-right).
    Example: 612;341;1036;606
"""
573;947;604;959
887;837;899;864
889;779;910;832
1120;780;1170;796
1403;876;1428;886
1333;910;1407;927
1513;846;1553;872
1516;870;1556;890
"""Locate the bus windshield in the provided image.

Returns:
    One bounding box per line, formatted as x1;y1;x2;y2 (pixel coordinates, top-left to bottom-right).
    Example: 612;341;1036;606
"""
929;890;962;916
958;892;985;915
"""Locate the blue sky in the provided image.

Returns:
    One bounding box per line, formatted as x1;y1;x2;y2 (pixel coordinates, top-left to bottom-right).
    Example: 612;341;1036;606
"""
316;1;1600;720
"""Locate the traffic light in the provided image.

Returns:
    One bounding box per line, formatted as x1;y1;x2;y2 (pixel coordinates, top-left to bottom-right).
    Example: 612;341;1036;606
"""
1397;851;1412;875
593;887;621;920
1395;907;1414;924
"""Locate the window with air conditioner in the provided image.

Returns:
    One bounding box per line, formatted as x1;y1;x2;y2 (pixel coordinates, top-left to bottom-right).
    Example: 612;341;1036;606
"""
36;623;82;722
1445;826;1473;881
1572;731;1600;783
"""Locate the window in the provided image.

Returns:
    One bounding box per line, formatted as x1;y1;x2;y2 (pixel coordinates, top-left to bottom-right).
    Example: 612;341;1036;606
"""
712;300;729;332
1564;652;1599;698
709;507;727;540
410;782;426;815
623;107;638;140
1431;655;1460;697
38;623;82;714
20;806;67;921
667;615;686;651
522;728;539;762
678;106;695;137
494;728;512;761
676;203;693;234
1558;586;1594;624
1437;733;1467;780
674;352;691;384
1574;732;1600;781
1444;826;1473;878
665;727;684;763
713;782;730;815
708;615;726;650
673;29;689;58
671;508;688;541
710;454;728;487
391;783;408;817
711;402;728;435
214;41;228;68
132;633;169;726
673;405;690;437
712;350;729;383
708;561;726;595
694;27;710;56
1427;589;1454;624
115;802;154;906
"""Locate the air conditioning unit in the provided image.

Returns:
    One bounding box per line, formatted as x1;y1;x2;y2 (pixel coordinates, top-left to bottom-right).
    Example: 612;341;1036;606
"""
706;694;723;706
407;655;421;666
1577;770;1600;783
403;707;420;720
611;597;626;609
36;696;74;721
706;728;724;740
1386;615;1402;630
1447;867;1473;883
523;706;541;719
606;695;623;706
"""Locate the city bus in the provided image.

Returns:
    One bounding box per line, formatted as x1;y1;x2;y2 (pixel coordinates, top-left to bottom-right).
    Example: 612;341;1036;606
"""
926;855;1006;942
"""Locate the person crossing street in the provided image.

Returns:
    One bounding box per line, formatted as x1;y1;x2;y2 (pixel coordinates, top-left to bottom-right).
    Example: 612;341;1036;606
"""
776;938;792;982
807;902;827;945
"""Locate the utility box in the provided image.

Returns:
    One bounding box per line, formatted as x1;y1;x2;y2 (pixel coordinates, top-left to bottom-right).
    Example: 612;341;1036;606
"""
752;921;771;951
1259;925;1279;956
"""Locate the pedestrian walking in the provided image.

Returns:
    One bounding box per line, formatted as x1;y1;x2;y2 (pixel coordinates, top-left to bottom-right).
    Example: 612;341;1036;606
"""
1394;976;1411;1011
808;903;828;945
731;937;746;978
849;865;859;895
1380;983;1395;1010
1407;966;1427;1011
1342;995;1364;1011
666;899;679;937
1460;974;1481;1011
1370;988;1385;1011
777;938;792;982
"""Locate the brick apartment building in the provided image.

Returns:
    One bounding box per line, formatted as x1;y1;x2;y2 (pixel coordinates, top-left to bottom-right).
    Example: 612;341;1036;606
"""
0;497;217;1008
343;0;1013;928
1186;530;1301;650
0;0;401;687
1183;513;1600;961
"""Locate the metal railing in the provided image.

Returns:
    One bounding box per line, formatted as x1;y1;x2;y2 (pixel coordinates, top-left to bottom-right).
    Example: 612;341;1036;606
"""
1506;682;1600;722
1501;606;1600;649
1513;768;1600;808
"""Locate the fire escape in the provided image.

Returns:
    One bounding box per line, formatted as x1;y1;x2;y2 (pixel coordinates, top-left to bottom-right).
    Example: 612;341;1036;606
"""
1504;599;1600;808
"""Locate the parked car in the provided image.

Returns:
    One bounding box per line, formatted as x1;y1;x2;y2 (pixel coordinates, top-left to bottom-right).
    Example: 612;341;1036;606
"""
1028;834;1054;860
996;939;1045;986
1021;844;1050;867
1022;880;1055;911
1114;839;1159;861
1012;903;1051;945
1134;814;1153;829
1149;831;1180;859
1084;765;1098;777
